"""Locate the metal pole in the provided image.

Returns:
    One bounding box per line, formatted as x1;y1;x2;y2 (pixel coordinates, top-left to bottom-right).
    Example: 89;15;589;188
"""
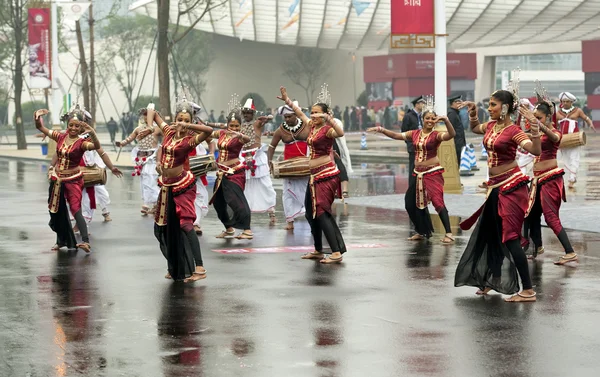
51;1;61;126
434;0;447;115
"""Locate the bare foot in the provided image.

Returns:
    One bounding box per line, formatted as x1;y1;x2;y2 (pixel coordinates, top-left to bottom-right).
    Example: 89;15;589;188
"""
51;244;63;251
77;242;91;253
408;234;424;241
284;222;294;231
141;206;149;216
504;291;536;302
165;272;172;279
301;251;324;260
476;287;492;295
554;253;578;266
103;213;112;222
269;213;276;224
194;225;203;235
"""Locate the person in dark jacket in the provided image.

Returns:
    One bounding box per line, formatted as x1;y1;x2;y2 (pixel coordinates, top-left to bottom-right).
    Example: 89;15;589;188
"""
447;95;466;167
401;95;426;179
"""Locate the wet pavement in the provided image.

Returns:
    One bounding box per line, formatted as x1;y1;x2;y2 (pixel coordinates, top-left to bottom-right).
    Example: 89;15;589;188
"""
1;158;600;377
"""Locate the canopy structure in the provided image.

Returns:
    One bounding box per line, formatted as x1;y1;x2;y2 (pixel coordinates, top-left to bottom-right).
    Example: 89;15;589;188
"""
130;0;600;50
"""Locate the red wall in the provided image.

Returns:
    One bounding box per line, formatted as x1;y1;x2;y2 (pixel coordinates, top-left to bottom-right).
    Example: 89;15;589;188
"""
363;53;477;83
582;40;600;73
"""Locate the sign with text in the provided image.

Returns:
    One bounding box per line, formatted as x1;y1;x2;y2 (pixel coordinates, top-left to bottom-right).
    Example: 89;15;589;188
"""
391;0;435;35
28;8;51;89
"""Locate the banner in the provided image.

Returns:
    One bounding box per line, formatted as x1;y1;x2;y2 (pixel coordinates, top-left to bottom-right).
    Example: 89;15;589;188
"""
391;0;435;35
28;8;51;89
60;2;91;22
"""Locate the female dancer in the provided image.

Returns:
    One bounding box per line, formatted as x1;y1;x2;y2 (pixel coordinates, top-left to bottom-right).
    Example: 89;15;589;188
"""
208;111;253;239
367;103;456;243
519;97;577;265
455;90;541;302
146;100;213;283
277;85;347;264
34;106;101;253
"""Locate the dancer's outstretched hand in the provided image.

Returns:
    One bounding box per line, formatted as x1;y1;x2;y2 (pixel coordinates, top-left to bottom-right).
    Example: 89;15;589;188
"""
277;87;289;102
111;167;123;178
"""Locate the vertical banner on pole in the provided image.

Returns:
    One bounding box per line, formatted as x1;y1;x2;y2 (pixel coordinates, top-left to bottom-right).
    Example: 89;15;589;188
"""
28;8;52;89
390;0;435;49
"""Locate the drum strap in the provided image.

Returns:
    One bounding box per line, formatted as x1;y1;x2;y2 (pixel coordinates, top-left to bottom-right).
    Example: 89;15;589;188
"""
86;186;97;209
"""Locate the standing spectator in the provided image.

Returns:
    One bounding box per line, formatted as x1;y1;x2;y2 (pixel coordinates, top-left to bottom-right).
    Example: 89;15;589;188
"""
376;107;384;126
368;106;376;126
120;112;129;140
106;117;118;144
361;106;369;130
477;102;489;123
448;95;466;168
333;105;342;120
383;106;391;129
401;96;425;179
350;106;358;131
208;109;216;123
217;110;226;123
343;106;350;130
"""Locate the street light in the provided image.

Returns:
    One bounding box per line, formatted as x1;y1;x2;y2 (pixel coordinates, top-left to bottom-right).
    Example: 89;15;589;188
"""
350;52;357;105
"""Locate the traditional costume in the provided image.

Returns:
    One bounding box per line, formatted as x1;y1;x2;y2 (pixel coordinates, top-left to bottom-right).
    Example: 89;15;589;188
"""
80;149;111;224
276;103;309;223
240;98;277;215
209;129;251;235
120;114;160;215
556;92;588;187
154;93;207;281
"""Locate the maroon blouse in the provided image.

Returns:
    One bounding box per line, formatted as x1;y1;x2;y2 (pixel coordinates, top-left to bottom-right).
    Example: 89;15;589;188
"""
160;125;202;169
307;123;334;160
535;129;561;163
406;130;443;163
213;130;244;163
483;121;531;168
51;131;90;171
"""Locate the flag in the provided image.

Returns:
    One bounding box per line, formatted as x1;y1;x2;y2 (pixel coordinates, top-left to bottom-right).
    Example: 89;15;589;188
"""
289;0;300;16
28;8;51;89
352;0;370;16
59;1;91;22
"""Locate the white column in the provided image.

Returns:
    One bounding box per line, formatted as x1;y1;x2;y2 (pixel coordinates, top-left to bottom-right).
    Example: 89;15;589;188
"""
50;1;61;126
434;0;447;115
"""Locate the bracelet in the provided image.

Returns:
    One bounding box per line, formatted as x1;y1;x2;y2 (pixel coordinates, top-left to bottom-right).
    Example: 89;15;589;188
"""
100;151;106;157
268;144;275;149
531;133;540;138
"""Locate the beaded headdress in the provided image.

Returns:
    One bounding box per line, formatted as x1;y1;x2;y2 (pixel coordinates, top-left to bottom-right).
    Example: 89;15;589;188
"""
534;79;554;115
227;93;241;122
423;95;435;113
315;83;332;107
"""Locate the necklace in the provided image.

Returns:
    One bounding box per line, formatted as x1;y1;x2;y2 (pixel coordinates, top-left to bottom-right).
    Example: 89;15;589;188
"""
282;119;303;133
561;107;575;115
493;121;508;134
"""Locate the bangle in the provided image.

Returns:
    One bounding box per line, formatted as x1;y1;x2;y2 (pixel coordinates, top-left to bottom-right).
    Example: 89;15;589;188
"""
100;151;106;157
268;144;275;149
377;126;383;133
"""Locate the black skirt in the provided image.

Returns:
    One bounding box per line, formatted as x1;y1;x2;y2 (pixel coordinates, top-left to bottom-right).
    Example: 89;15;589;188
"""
454;188;520;295
48;181;77;249
405;175;434;238
154;186;195;281
213;177;251;230
332;141;349;182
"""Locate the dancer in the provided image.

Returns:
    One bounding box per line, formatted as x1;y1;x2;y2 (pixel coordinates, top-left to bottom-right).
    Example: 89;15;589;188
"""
208;107;253;239
455;87;541;302
239;98;277;223
277;84;347;264
367;96;456;244
267;100;310;230
556;92;592;188
332;118;353;200
147;93;213;282
35;105;102;253
116;108;160;215
519;83;577;265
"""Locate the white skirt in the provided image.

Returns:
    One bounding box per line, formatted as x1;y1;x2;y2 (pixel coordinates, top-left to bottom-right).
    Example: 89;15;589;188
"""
558;147;581;182
82;185;111;223
243;146;276;213
194;178;209;226
140;160;160;206
283;177;308;222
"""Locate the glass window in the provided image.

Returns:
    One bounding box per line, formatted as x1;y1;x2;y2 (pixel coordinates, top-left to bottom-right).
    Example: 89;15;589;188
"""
495;53;582;71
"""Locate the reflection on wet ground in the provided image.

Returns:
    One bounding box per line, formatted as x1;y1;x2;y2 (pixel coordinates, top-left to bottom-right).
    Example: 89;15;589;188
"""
1;158;600;376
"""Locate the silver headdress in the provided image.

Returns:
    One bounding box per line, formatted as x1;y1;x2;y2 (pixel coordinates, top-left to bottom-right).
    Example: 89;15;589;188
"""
227;93;241;114
534;79;554;114
315;83;332;107
423;95;435;113
61;99;90;123
506;68;521;110
174;86;198;116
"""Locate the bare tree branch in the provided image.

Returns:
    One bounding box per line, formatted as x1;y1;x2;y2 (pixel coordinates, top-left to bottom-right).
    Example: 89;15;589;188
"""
172;0;227;45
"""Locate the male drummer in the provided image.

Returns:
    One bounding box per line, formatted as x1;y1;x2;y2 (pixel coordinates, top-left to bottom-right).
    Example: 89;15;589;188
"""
556;92;594;188
267;101;309;231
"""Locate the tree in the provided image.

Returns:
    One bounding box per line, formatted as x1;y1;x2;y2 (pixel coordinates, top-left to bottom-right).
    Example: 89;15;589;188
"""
282;48;330;107
133;95;160;111
0;0;28;149
100;15;156;113
156;0;227;119
171;29;213;105
357;90;368;107
241;93;267;113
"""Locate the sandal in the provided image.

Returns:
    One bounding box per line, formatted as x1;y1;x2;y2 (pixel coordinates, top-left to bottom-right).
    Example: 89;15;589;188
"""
184;270;207;283
476;287;492;295
320;255;343;264
554;253;578;266
236;231;254;240
441;234;455;244
216;230;235;239
77;242;91;253
504;292;537;302
342;191;349;199
301;251;324;260
103;213;112;222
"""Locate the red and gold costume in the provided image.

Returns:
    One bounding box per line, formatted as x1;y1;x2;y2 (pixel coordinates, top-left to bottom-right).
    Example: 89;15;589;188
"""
154;125;205;228
209;130;251;230
307;124;341;218
405;130;445;211
455;121;532;295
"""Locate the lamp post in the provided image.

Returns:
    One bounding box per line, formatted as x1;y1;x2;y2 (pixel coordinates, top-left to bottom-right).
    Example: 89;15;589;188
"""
350;52;357;105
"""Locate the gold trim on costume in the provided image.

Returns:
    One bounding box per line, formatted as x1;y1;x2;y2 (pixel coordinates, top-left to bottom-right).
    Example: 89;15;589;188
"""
414;165;444;209
525;167;563;217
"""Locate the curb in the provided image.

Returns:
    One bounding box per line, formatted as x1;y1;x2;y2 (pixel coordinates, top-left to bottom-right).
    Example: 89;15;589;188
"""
0;154;134;170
